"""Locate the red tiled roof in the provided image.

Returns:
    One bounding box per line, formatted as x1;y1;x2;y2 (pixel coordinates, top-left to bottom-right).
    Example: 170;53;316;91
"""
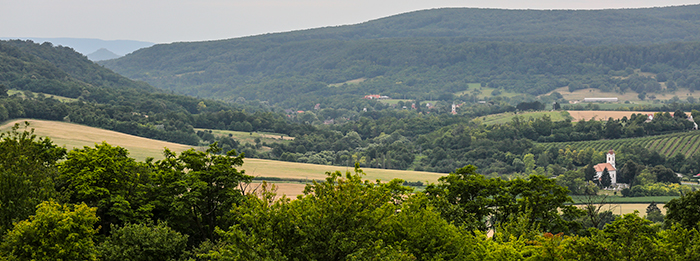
594;163;615;172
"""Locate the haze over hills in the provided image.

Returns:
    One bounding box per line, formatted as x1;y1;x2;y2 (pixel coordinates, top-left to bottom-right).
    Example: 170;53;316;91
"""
100;5;700;109
0;37;154;57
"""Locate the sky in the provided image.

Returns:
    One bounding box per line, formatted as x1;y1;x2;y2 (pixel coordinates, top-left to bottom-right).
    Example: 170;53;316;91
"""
1;0;698;44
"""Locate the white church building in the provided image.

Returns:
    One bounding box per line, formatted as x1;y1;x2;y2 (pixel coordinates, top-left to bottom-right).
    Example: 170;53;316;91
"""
594;150;617;184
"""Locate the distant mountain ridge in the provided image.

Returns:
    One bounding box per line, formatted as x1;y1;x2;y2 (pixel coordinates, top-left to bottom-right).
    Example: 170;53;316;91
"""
0;37;153;57
87;48;120;61
100;5;700;108
223;4;700;45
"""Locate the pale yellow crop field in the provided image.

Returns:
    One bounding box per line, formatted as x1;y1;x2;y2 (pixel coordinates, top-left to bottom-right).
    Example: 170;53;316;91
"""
242;158;445;184
567;110;691;121
0;119;196;161
0;119;444;196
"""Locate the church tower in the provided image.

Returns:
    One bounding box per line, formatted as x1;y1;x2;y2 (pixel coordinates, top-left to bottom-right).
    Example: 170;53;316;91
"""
606;150;615;169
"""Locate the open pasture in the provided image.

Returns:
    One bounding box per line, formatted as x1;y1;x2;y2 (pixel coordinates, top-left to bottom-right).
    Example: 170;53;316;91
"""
8;89;79;103
477;111;572;125
195;128;294;145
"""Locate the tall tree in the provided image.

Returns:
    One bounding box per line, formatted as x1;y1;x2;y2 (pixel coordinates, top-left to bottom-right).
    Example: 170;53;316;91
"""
601;168;612;188
584;163;596;182
152;143;252;244
57;142;152;233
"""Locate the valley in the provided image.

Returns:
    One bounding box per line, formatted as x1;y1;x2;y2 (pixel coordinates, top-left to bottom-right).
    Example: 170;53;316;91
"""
5;4;700;259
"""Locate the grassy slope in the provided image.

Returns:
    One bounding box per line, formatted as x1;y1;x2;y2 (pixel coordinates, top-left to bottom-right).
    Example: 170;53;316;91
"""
476;111;572;125
7;89;79;103
194;128;294;145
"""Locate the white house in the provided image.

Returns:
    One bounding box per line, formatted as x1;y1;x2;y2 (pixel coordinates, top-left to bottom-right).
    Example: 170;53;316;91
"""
594;150;617;184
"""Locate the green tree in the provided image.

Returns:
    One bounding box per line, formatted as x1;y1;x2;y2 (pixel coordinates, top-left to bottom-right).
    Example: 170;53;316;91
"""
601;168;612;188
584;163;596;182
57;142;152;233
427;165;581;233
665;190;700;230
523;153;536;174
651;165;680;184
0;122;66;236
646;202;664;223
98;222;189;261
601;211;667;260
152;143;252;244
0;84;7;97
0;201;99;261
211;166;476;260
425;165;503;231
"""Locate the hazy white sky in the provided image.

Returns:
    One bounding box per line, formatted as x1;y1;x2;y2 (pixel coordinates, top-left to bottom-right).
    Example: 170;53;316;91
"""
1;0;697;43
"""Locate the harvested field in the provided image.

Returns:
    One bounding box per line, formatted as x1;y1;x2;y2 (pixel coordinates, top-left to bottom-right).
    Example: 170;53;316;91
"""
242;158;445;184
576;203;666;215
246;182;308;198
566;110;690;121
0;119;196;161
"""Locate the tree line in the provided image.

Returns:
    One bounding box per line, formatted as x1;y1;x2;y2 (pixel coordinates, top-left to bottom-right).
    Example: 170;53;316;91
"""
3;124;700;260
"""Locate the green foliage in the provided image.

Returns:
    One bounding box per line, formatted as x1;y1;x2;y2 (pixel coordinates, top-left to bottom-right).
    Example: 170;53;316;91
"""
557;169;599;195
58;142;153;233
665;190;700;230
584;163;596;181
624;183;693;197
425;165;581;233
646;202;665;223
209;166;481;260
601;168;612;188
98;222;189;261
102;6;700;108
0;122;66;236
0;201;99;261
150;143;252;244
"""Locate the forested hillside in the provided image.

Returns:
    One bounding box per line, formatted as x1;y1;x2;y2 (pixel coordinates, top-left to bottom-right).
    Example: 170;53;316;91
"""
0;40;312;147
101;5;700;109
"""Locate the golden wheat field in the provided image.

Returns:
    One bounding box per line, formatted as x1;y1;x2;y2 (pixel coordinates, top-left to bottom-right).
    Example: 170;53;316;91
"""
0;119;445;198
0;119;195;161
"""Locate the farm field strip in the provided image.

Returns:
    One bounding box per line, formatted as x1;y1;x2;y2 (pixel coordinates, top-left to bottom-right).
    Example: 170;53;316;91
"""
541;131;700;158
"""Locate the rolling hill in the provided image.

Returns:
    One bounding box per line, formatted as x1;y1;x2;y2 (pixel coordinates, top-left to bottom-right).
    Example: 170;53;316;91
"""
100;5;700;108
